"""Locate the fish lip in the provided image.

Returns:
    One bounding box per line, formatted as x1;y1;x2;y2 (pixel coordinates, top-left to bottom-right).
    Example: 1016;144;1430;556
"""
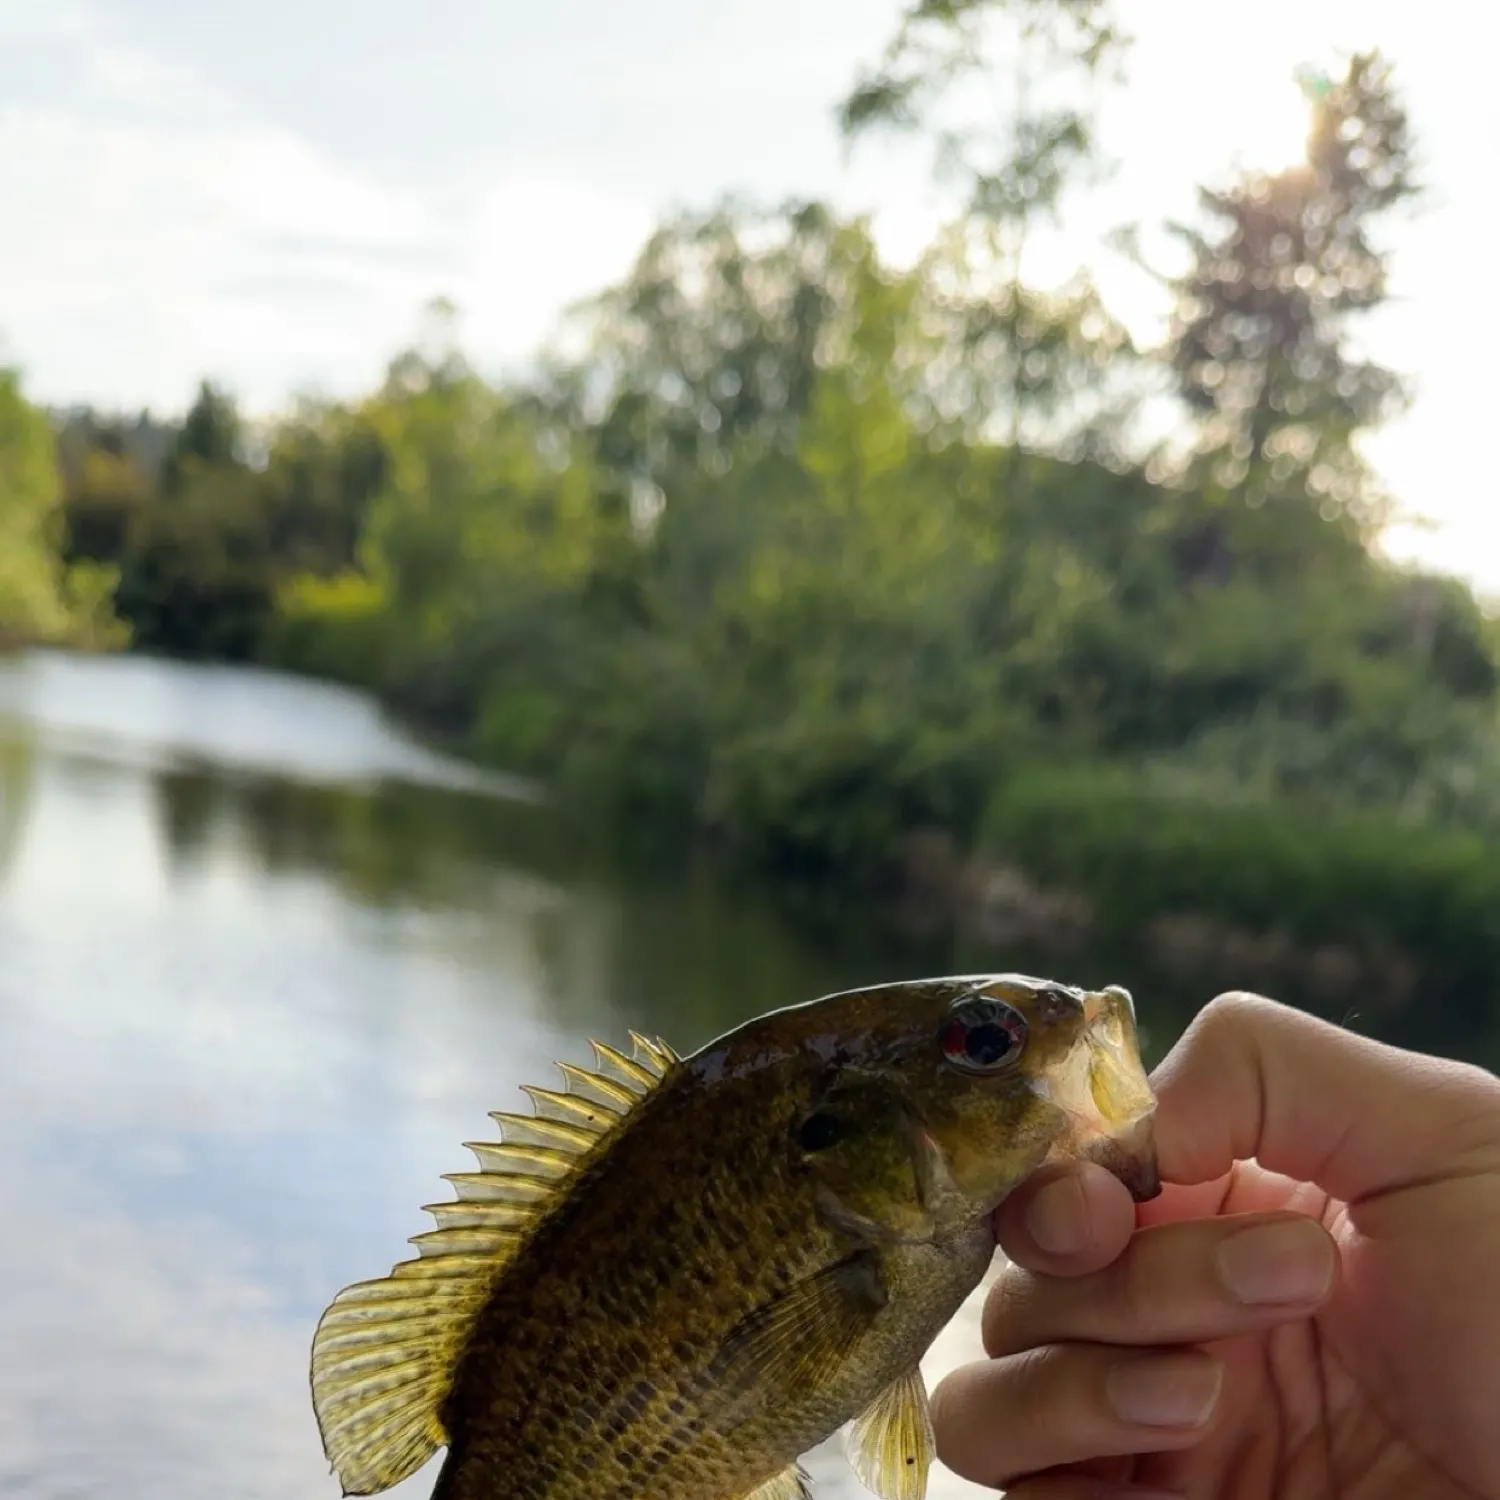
1083;984;1136;1028
1030;1008;1161;1203
1079;1115;1161;1202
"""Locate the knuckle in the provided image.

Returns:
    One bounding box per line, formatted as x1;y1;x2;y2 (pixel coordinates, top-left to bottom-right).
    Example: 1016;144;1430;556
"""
928;1355;1045;1486
1446;1057;1500;1105
932;1345;1145;1488
981;1265;1038;1357
926;1369;963;1449
976;1349;1063;1482
1106;1236;1159;1332
1184;990;1279;1051
1423;1060;1500;1160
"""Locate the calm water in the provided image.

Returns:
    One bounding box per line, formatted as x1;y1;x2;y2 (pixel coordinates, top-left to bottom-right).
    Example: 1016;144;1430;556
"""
5;650;1486;1500
0;650;1014;1500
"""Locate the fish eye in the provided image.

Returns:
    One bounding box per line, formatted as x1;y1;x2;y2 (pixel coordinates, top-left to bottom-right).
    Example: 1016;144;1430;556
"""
940;997;1028;1075
796;1110;845;1152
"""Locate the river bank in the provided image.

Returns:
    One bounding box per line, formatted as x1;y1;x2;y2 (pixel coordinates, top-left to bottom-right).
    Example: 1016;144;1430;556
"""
251;617;1500;1054
896;826;1425;1017
22;636;1499;1057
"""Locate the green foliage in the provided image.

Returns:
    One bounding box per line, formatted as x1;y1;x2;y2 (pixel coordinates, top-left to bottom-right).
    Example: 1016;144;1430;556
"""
257;400;389;577
56;560;131;650
262;570;391;687
64;381;391;661
114;452;273;660
14;19;1497;981
0;368;125;647
839;0;1128;205
840;0;1141;459
572;201;933;482
981;766;1500;1016
160;380;243;489
68;456;147;563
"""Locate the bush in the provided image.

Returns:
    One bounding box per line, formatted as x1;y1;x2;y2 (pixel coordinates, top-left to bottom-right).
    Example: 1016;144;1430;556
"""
981;765;1500;1003
261;571;391;687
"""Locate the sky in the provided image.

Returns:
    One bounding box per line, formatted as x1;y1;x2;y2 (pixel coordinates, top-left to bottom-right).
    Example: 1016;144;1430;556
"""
0;0;1496;590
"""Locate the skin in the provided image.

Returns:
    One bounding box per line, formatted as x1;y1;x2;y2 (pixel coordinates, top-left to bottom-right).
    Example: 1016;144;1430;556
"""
930;990;1500;1500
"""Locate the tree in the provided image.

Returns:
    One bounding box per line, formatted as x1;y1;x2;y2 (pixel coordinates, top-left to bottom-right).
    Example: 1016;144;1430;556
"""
1165;52;1418;521
839;0;1126;219
350;337;623;725
113;381;267;657
160;380;244;494
840;0;1137;455
112;463;275;660
570;201;877;486
0;370;126;647
0;368;68;641
55;406;174;497
59;425;154;564
257;399;388;577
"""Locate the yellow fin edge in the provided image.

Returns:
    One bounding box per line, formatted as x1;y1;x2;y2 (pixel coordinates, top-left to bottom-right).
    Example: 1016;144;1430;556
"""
844;1366;935;1500
309;1031;679;1494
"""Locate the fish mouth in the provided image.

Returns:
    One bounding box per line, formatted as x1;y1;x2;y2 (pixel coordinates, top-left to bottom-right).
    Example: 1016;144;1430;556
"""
1075;1113;1160;1202
1035;987;1161;1203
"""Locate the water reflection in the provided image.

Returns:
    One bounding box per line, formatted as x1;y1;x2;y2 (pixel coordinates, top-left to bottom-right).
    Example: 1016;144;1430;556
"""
0;734;35;879
0;651;982;1500
0;648;536;799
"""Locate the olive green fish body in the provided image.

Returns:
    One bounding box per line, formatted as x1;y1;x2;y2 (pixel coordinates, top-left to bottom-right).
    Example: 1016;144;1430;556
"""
312;976;1159;1500
435;1051;990;1499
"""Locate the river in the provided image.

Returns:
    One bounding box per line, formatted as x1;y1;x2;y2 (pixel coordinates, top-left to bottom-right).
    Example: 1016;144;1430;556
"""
0;649;1021;1499
1;647;1437;1500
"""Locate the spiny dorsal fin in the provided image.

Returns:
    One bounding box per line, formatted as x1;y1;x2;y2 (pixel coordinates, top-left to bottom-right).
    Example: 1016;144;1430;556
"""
743;1461;815;1500
310;1030;679;1495
844;1365;935;1500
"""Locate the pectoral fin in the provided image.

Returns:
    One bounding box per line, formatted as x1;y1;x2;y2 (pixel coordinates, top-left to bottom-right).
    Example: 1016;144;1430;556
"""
844;1365;935;1500
716;1250;886;1400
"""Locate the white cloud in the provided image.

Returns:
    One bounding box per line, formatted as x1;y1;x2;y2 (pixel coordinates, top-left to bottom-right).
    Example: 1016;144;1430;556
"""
0;0;1496;589
0;2;652;413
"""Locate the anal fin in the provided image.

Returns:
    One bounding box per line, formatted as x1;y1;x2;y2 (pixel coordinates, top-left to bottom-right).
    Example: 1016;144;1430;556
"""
743;1460;814;1500
844;1366;935;1500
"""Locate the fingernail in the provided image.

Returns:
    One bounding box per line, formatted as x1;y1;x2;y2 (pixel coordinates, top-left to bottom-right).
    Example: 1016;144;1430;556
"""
1106;1352;1222;1428
1216;1218;1335;1305
1025;1174;1088;1257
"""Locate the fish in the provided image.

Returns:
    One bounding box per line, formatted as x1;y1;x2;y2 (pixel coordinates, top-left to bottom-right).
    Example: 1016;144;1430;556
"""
310;972;1159;1500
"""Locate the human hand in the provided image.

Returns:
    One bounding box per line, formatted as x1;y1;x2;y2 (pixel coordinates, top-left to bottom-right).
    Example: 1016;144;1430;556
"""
931;992;1500;1500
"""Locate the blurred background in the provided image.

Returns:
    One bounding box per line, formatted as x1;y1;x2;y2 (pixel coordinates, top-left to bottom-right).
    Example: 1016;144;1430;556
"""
3;1;1499;1496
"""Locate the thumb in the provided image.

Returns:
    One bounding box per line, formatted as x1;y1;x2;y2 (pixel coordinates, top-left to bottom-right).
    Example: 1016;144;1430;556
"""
1152;992;1500;1204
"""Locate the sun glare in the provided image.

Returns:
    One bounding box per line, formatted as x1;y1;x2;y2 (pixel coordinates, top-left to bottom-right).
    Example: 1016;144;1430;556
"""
1227;69;1318;176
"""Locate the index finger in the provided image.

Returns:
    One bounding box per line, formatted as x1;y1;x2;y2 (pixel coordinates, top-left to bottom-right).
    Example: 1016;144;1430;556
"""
1153;991;1500;1203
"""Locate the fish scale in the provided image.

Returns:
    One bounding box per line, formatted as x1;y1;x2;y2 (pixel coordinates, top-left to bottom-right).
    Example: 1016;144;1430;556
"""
311;975;1159;1500
436;1078;841;1499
